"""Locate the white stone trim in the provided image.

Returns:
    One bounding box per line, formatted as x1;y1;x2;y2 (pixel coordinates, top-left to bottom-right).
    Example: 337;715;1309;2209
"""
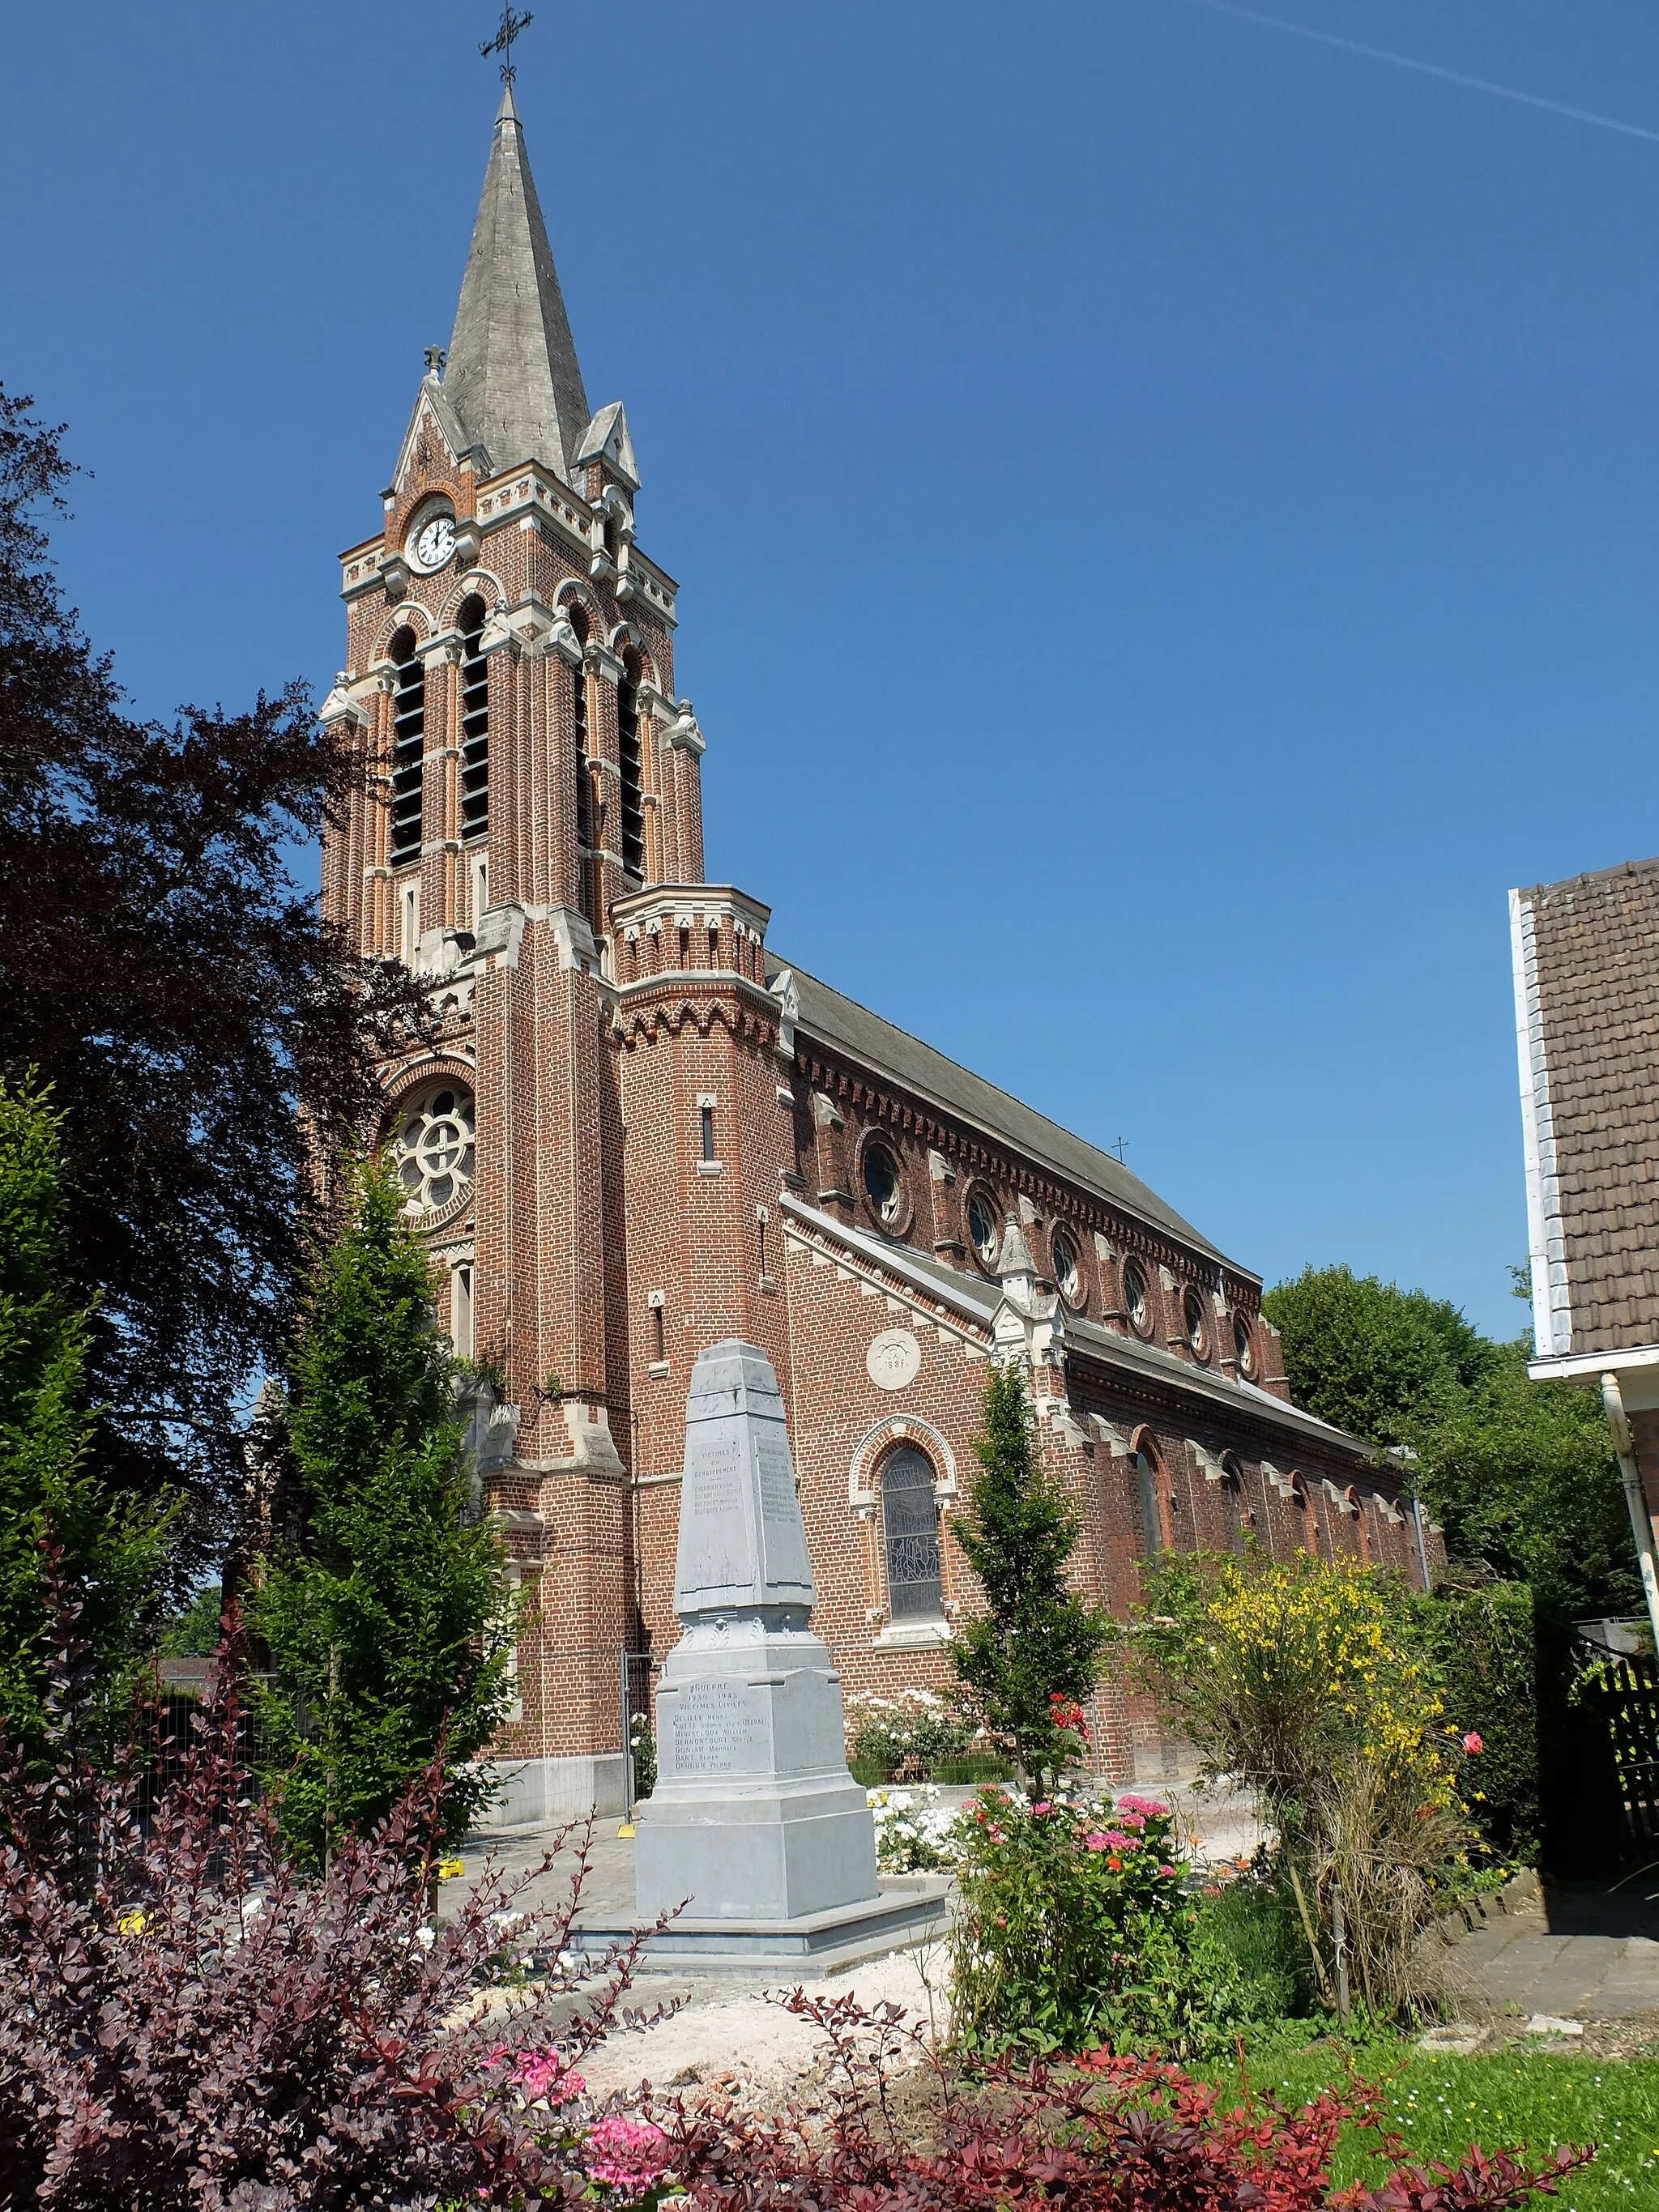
873;1618;953;1651
848;1416;958;1508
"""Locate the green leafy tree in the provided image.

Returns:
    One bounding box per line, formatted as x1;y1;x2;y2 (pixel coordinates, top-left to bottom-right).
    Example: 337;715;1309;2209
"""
1263;1263;1637;1621
158;1582;224;1658
1262;1264;1490;1446
0;1076;170;1759
1415;1341;1637;1621
250;1157;514;1865
952;1361;1111;1782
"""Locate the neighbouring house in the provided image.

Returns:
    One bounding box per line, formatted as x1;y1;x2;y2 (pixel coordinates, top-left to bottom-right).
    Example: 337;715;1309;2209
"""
317;85;1433;1822
1511;858;1659;1642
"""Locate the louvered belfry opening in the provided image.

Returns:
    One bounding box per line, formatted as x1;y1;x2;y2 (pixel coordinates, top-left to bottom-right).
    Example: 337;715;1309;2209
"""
458;595;489;840
617;649;645;879
388;628;425;864
570;601;592;855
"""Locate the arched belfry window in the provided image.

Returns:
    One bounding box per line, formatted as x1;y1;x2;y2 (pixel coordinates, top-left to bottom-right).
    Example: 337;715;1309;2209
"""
388;628;424;865
457;596;489;840
881;1446;943;1622
617;647;646;879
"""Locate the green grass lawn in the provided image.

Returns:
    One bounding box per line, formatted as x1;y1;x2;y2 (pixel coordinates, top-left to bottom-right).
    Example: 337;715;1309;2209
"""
1193;2039;1659;2209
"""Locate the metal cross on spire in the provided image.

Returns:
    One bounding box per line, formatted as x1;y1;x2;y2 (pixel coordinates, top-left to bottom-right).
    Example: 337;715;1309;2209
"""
480;3;533;83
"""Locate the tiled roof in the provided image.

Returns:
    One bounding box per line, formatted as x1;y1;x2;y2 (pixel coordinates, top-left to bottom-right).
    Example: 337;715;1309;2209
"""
1511;857;1659;1360
769;957;1238;1271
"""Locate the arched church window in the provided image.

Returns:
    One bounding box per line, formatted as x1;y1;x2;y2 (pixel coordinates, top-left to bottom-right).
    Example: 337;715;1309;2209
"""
881;1446;943;1622
617;648;646;879
1137;1442;1173;1552
458;596;489;840
388;628;425;865
569;603;593;854
1051;1227;1083;1306
1123;1256;1152;1336
1220;1452;1248;1553
392;1080;476;1220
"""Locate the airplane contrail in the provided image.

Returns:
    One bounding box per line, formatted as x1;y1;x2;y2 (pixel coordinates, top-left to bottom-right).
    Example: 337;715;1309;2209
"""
1181;0;1659;147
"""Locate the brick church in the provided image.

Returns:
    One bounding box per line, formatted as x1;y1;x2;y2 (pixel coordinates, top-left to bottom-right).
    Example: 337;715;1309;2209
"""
318;85;1433;1822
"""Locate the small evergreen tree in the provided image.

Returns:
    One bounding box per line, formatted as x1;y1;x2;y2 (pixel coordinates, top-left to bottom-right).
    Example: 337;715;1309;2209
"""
0;1076;171;1760
250;1157;514;1865
952;1361;1111;1783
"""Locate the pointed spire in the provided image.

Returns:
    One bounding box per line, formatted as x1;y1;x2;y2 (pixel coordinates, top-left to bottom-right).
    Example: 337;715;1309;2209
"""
441;90;591;484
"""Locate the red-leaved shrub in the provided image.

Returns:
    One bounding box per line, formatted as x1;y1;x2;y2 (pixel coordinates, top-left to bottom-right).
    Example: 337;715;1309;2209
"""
0;1581;672;2209
641;1992;1593;2212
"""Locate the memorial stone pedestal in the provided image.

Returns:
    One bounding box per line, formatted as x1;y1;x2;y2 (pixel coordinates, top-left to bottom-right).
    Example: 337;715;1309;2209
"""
616;1340;945;1968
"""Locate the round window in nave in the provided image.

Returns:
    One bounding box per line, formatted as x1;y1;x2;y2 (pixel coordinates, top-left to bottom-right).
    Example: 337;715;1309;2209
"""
393;1081;476;1217
966;1187;1000;1271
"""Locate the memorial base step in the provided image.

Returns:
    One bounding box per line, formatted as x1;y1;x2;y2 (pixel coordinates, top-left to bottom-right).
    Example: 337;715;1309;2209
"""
570;1876;949;1974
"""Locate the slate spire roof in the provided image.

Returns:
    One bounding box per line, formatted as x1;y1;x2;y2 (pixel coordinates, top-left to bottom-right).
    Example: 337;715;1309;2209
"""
441;83;591;484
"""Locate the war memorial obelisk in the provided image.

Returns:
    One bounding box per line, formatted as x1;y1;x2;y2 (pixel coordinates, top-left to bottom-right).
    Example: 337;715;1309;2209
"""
629;1341;945;1966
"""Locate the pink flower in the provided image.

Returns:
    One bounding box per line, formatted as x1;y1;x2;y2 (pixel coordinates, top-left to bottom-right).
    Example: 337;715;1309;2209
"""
1463;1733;1484;1755
513;2047;582;2104
1032;1800;1053;1816
1117;1794;1169;1819
1083;1831;1112;1852
586;2116;670;2194
1097;1828;1136;1850
1118;1811;1146;1830
1159;1863;1177;1877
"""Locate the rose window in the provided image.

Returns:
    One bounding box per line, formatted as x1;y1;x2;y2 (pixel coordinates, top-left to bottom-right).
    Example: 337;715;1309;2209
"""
393;1083;476;1216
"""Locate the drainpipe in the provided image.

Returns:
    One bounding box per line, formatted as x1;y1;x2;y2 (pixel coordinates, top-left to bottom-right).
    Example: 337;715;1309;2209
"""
1599;1372;1659;1653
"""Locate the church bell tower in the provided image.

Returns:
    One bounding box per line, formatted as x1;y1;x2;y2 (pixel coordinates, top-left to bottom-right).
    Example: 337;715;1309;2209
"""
318;77;712;1810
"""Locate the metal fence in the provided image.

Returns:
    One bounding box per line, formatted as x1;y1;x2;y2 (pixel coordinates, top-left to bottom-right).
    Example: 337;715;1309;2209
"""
1580;1652;1659;1851
622;1649;659;1819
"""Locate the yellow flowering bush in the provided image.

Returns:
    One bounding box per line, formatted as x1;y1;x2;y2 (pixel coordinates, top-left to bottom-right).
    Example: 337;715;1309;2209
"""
1136;1551;1447;1805
1132;1552;1475;2020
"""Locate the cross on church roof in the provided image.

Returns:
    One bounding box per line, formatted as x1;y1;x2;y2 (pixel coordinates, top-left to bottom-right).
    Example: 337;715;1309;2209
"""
480;3;533;84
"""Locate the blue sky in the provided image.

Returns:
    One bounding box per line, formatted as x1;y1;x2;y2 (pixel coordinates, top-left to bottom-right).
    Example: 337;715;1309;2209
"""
5;0;1657;1340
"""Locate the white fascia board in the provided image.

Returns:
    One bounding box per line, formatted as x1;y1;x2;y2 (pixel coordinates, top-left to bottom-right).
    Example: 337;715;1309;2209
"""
1509;887;1572;1357
1529;1344;1659;1383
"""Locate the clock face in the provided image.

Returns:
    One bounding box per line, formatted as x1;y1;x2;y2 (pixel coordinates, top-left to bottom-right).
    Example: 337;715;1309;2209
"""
412;514;455;572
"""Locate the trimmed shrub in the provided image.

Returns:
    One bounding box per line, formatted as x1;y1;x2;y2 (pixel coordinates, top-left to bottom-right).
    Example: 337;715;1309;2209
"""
1410;1578;1539;1865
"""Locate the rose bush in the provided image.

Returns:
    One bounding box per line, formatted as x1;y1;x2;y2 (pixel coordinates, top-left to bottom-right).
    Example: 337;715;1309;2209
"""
845;1688;977;1781
947;1785;1252;2058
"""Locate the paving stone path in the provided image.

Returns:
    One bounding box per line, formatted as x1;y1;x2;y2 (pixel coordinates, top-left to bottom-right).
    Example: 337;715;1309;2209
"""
1441;1874;1659;2023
